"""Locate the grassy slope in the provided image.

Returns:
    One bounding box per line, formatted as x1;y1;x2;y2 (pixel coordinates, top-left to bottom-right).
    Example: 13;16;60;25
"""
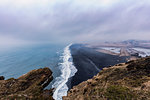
63;57;150;100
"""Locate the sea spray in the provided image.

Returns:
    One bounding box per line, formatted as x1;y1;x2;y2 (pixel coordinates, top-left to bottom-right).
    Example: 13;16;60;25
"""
52;44;77;100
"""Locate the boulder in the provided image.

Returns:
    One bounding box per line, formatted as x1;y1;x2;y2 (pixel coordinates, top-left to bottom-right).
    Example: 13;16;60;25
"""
0;76;4;80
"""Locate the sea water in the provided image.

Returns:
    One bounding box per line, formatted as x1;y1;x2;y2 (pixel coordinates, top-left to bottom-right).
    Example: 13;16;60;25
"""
52;44;77;100
0;43;77;100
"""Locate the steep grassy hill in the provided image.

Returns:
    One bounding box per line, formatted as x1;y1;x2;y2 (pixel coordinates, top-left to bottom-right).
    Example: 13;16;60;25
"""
63;57;150;100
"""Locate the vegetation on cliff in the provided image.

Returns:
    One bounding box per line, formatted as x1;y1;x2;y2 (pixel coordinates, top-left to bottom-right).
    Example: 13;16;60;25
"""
1;56;150;100
63;57;150;100
0;67;53;100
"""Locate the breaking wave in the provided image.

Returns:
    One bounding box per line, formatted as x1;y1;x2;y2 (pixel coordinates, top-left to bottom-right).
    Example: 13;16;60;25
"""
52;44;77;100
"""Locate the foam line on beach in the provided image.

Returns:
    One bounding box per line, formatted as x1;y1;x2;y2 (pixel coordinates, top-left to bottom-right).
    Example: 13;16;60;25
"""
52;44;77;100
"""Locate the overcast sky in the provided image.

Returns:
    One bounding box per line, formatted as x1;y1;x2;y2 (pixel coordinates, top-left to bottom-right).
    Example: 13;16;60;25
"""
0;0;150;46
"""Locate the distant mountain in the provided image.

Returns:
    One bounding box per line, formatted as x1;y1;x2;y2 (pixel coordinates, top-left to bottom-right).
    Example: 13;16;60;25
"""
121;40;150;46
96;40;150;49
122;40;140;45
121;40;150;49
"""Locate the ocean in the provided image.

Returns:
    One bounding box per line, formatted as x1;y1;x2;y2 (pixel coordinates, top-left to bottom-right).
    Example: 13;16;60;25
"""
0;43;75;100
0;43;129;100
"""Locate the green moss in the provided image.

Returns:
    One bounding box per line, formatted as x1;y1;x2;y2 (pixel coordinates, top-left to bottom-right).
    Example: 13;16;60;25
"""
104;85;135;100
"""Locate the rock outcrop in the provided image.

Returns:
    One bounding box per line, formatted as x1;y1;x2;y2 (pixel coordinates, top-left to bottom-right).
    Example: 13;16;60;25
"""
0;67;53;100
0;76;4;80
63;57;150;100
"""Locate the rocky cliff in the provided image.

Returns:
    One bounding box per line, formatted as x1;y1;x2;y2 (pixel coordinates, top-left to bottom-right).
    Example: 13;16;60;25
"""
63;57;150;100
0;67;53;100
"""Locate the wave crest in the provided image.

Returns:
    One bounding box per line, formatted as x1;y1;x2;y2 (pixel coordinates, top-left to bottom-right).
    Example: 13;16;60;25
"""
52;44;77;100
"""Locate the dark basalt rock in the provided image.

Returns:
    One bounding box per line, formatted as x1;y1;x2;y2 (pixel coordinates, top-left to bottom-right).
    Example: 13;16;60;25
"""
0;76;4;80
0;67;54;100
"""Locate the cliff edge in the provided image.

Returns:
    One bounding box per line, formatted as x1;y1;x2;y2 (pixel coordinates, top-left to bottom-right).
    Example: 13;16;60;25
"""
63;57;150;100
0;67;53;100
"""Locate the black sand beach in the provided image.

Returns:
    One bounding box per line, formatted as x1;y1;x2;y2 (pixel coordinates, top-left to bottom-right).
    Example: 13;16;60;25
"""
67;44;129;89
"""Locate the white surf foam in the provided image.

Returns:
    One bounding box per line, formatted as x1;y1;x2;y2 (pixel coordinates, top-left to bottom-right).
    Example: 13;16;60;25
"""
52;44;77;100
132;48;150;57
101;47;120;54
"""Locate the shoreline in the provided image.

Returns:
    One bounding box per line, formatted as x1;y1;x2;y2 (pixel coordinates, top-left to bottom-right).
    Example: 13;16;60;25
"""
52;44;77;100
67;44;129;89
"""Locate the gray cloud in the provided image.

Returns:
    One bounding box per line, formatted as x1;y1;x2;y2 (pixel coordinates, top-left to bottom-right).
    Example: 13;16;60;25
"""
0;0;150;45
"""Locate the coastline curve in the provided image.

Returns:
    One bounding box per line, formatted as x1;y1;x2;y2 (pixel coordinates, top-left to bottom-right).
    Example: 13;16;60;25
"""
52;44;77;100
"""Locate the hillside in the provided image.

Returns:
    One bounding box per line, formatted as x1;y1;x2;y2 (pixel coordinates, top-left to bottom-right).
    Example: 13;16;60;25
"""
63;57;150;100
0;68;53;100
